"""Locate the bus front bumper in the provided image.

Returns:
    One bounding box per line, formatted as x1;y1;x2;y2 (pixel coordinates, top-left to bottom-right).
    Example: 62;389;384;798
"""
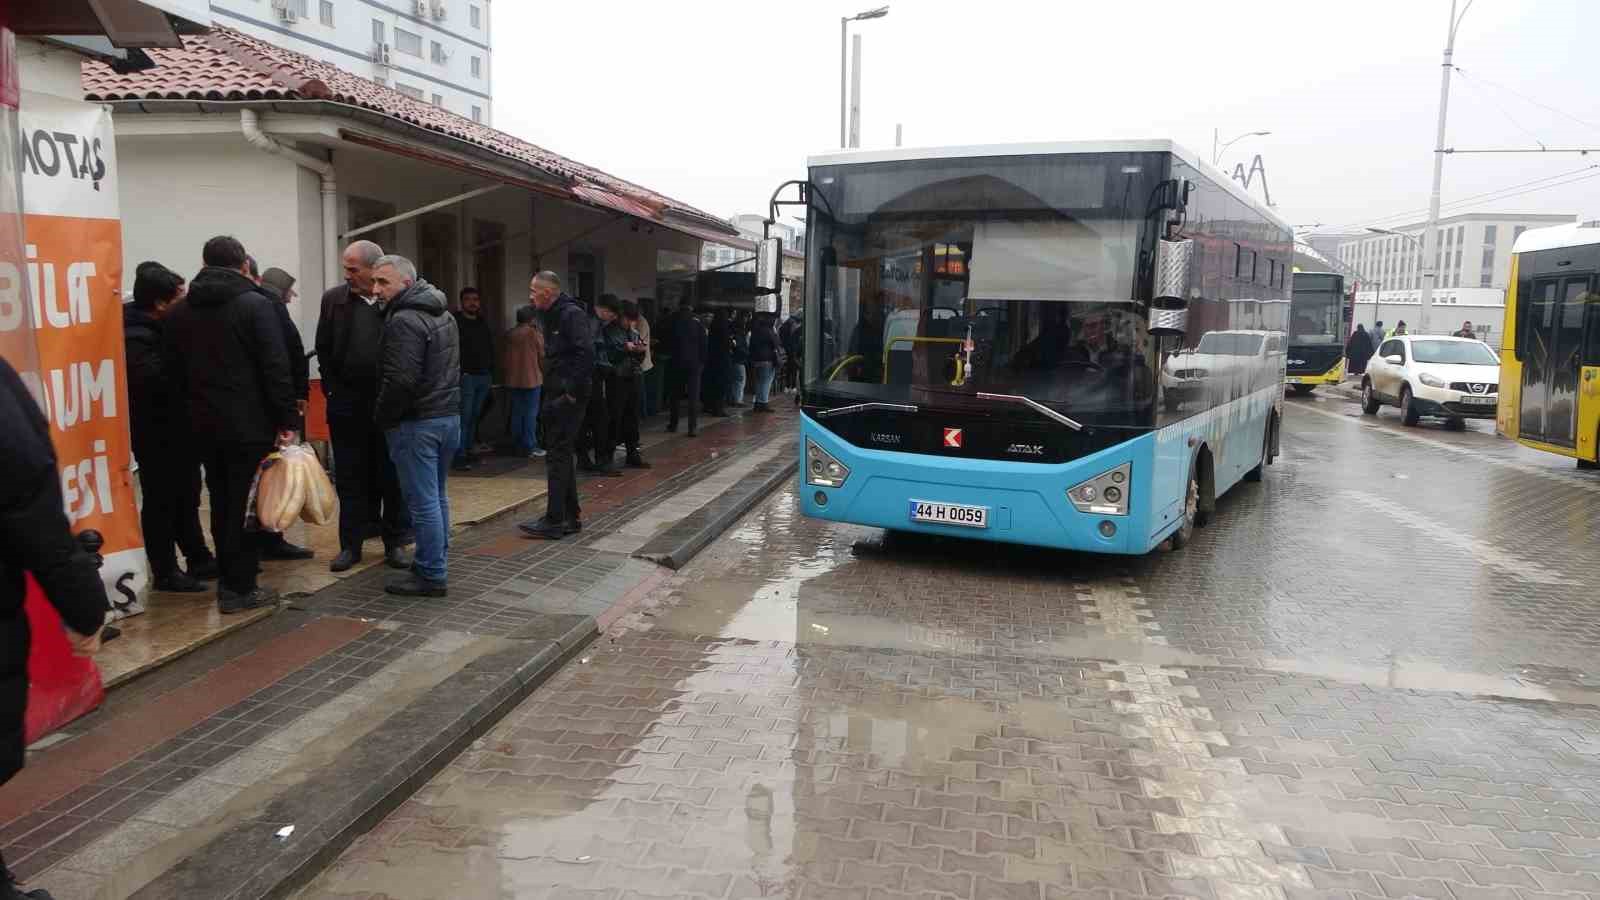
798;419;1166;555
1286;358;1345;386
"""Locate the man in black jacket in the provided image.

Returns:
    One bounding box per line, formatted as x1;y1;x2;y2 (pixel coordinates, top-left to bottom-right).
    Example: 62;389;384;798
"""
124;264;214;593
0;356;108;900
452;287;495;472
372;256;461;597
164;236;297;614
315;241;411;574
666;305;706;436
519;272;593;541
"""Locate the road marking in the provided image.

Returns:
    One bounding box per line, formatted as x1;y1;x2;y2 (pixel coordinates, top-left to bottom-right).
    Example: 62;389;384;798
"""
1340;489;1574;586
1294;401;1600;495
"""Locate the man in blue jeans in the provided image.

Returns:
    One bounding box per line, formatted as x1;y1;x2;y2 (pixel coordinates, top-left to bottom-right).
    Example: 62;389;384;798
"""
373;255;462;597
452;286;494;471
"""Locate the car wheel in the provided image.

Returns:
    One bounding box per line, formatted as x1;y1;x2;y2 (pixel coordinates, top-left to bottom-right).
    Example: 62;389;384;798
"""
1400;386;1421;427
1361;380;1381;415
1169;461;1199;550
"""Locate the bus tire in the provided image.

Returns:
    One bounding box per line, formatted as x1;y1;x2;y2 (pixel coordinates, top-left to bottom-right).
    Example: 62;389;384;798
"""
1401;386;1421;427
1361;379;1381;415
1244;417;1273;482
1169;461;1200;551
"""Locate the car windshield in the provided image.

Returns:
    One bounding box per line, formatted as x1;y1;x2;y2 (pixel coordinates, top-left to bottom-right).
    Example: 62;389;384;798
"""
1411;339;1498;365
804;151;1163;424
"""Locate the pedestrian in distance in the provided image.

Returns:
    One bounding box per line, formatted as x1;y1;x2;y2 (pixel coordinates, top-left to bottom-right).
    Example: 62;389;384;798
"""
748;311;782;413
372;256;461;598
124;263;216;593
602;296;650;469
519;271;594;541
1344;323;1375;376
666;304;706;437
452;287;494;472
0;354;109;900
163;236;298;614
315;241;413;575
630;299;656;418
503;305;546;459
1394;320;1408;336
727;312;749;408
703;309;731;417
578;294;622;478
248;259;316;563
1453;320;1476;339
1373;320;1386;344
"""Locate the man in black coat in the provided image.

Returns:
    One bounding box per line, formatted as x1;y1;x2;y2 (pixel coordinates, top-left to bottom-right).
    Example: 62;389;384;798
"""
1345;324;1375;376
124;264;215;593
666;305;706;437
0;355;108;899
372;255;462;598
519;272;594;541
250;263;314;562
164;236;297;614
703;309;731;417
314;241;411;574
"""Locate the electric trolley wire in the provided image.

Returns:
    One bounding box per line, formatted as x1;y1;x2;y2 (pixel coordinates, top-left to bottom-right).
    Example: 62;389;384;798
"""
1452;67;1600;138
1317;164;1600;233
1451;69;1549;151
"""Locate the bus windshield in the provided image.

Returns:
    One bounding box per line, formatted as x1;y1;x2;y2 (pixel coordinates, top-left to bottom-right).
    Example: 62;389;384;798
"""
1290;274;1343;345
1411;340;1499;365
804;151;1162;423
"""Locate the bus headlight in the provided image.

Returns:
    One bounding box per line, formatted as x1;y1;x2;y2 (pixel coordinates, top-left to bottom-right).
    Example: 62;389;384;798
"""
1068;463;1131;516
1419;372;1447;388
806;439;851;488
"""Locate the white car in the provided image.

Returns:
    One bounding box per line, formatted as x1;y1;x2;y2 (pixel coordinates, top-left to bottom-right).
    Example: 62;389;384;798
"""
1361;334;1500;429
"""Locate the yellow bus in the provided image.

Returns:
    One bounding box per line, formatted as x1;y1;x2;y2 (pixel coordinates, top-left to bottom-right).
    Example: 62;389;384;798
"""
1497;223;1600;469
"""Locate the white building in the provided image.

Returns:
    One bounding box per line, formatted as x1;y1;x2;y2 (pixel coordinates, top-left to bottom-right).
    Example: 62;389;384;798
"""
1335;212;1573;293
209;0;493;124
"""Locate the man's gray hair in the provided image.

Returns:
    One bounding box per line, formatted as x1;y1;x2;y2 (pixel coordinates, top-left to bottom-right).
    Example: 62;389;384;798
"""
373;254;416;282
533;270;562;290
346;240;384;265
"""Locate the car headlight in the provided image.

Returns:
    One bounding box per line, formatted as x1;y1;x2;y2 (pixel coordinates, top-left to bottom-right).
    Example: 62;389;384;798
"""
1418;373;1446;388
806;439;850;488
1068;463;1131;517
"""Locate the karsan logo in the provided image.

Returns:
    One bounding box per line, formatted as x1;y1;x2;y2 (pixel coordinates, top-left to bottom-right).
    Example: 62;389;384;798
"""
869;431;902;445
20;128;108;191
1006;443;1046;456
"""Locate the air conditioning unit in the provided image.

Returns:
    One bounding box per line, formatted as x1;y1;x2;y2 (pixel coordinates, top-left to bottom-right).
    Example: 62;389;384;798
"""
413;0;428;15
370;43;392;65
430;1;448;20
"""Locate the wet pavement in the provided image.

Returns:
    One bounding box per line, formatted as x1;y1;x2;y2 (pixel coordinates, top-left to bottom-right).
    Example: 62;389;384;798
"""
300;397;1600;900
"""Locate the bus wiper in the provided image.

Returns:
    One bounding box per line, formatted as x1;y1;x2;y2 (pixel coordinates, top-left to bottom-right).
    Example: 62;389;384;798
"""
975;393;1083;431
815;402;919;419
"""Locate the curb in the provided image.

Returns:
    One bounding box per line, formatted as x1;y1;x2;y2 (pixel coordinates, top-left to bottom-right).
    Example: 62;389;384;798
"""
635;453;797;571
130;615;598;900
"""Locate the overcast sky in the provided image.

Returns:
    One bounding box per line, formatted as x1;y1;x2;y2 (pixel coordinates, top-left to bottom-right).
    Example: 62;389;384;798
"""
494;0;1600;235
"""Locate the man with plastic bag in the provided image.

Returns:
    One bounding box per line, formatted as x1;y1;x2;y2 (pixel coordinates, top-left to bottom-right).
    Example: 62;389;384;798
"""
164;236;297;614
1;353;108;900
372;256;461;597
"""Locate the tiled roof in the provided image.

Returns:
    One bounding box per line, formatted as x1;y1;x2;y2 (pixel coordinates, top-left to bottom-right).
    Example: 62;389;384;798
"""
82;25;732;232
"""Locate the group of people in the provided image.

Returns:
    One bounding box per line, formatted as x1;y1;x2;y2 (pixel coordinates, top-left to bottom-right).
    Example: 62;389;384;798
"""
660;306;787;435
1344;318;1480;375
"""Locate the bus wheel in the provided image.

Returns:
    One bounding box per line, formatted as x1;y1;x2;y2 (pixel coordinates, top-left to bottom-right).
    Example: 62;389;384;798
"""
1169;462;1199;550
1244;418;1272;482
1400;387;1421;427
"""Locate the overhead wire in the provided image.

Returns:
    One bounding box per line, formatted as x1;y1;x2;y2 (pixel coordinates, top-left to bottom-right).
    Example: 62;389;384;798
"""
1450;68;1547;151
1451;67;1600;138
1318;164;1600;232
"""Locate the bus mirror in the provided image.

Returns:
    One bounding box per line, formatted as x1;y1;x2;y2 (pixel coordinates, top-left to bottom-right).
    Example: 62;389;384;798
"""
1154;239;1194;303
1150;306;1188;336
756;237;782;295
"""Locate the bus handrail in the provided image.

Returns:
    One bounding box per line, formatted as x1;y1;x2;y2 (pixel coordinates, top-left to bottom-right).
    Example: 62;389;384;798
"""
815;402;920;419
883;336;966;385
975;392;1084;431
825;355;863;381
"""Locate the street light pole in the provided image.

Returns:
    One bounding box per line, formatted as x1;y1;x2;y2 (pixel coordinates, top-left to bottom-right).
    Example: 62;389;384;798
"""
1212;129;1271;166
839;6;889;149
1419;0;1473;334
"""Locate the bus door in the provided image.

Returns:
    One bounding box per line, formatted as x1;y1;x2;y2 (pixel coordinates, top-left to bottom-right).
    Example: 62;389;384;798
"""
1518;275;1590;447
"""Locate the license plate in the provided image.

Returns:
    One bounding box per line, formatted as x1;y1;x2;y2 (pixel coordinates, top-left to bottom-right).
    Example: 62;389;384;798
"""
909;500;989;529
1285;377;1302;385
1459;395;1497;406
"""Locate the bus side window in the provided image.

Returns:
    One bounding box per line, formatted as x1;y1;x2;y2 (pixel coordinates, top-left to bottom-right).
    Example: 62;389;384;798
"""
1586;296;1600;366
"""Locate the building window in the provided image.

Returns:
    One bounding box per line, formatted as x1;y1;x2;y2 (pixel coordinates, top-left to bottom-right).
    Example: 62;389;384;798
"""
471;55;481;78
288;0;309;15
372;19;385;44
431;93;443;106
395;28;422;56
1484;224;1497;246
430;41;446;64
470;4;481;27
395;82;424;100
318;0;333;25
471;105;482;122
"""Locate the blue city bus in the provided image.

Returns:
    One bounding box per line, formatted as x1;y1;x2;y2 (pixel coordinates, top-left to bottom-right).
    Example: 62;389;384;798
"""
792;141;1291;554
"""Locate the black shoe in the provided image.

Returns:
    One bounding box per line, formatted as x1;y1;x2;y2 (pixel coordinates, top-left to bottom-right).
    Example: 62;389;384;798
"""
384;546;412;570
519;520;566;540
665;423;677;433
563;520;583;535
384;573;447;597
595;464;624;478
329;549;362;573
687;429;698;437
754;403;773;413
219;587;276;615
625;454;651;469
186;557;219;580
2;879;56;899
452;458;474;472
153;571;208;593
261;540;314;561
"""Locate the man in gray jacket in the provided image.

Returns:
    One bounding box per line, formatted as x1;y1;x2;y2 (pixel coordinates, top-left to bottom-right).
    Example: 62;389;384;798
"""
372;255;461;597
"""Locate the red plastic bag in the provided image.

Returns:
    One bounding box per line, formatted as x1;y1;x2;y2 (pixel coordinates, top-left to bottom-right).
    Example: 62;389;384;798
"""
23;573;104;745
